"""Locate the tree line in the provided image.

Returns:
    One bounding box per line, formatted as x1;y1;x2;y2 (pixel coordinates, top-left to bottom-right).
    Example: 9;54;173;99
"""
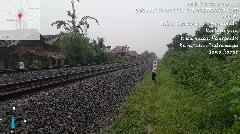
162;20;240;132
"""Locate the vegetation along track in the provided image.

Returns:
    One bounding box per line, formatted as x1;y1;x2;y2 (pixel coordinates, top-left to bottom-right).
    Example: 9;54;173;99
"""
0;63;141;100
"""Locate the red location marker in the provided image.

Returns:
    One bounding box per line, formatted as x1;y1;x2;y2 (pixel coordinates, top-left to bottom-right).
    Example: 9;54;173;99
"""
17;12;23;20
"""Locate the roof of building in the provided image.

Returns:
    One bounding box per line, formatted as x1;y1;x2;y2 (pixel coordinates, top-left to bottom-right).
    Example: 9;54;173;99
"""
0;40;19;48
43;35;61;45
0;34;62;59
0;34;61;48
15;47;62;59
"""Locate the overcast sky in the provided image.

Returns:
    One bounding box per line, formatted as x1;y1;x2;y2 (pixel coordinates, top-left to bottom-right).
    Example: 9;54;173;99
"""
40;0;239;58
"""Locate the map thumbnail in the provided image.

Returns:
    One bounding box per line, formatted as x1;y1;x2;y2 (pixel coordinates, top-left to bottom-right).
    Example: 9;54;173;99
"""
0;0;40;40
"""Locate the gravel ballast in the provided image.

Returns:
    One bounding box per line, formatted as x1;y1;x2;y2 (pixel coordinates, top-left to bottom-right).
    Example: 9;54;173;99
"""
0;64;149;133
0;63;124;86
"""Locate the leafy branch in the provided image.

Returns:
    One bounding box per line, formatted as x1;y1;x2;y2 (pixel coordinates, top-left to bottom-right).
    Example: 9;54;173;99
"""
51;0;99;36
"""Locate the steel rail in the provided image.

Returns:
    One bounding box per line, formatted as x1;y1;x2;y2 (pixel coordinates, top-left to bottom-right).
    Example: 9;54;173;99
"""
0;63;139;100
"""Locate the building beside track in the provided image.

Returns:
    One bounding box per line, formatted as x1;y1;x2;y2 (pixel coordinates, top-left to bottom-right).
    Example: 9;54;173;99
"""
0;34;62;70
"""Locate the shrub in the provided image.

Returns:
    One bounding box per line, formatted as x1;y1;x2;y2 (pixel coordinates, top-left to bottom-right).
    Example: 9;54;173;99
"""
29;60;42;69
223;87;240;133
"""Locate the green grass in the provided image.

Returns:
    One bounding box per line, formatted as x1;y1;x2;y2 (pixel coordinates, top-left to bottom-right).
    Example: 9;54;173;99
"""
107;63;227;134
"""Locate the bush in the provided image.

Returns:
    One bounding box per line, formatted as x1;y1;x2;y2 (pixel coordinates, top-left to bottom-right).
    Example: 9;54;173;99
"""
162;21;240;133
222;87;240;133
164;49;240;133
29;60;42;69
59;34;97;65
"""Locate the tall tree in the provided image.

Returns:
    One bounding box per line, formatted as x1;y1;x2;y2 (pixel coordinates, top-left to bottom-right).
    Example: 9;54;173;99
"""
167;33;193;52
51;0;99;36
195;23;216;38
51;0;99;65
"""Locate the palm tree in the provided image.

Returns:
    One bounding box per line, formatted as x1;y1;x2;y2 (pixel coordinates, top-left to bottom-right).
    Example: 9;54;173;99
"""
51;0;99;36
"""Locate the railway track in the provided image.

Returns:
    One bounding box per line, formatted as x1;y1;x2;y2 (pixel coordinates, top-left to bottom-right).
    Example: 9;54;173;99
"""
0;63;139;100
0;63;112;75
